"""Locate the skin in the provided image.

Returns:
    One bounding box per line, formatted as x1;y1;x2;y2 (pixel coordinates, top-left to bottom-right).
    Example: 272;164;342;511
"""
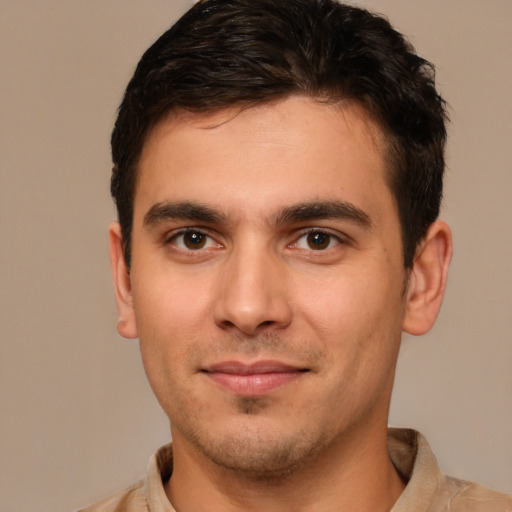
110;96;452;511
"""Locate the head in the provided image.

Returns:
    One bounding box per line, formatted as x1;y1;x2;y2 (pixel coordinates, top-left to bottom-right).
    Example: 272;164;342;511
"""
108;0;452;485
111;0;447;270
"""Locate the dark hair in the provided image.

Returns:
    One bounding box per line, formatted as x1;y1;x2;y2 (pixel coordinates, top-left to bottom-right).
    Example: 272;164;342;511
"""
111;0;448;268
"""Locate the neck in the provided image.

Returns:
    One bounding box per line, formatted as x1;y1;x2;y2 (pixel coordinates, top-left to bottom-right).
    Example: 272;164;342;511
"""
165;423;405;512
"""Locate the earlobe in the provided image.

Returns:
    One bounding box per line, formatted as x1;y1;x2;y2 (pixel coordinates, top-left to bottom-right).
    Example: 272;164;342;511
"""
402;221;453;336
109;222;138;339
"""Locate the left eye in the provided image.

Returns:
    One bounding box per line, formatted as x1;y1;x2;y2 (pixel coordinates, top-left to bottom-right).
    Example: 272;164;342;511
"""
170;231;219;251
295;231;340;251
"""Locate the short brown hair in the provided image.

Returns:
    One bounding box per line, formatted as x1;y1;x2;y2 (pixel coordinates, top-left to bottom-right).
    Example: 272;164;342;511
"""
111;0;448;268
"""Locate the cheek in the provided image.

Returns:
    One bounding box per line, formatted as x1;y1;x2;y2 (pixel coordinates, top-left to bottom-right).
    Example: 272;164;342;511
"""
132;274;211;413
131;269;215;383
294;264;404;352
134;265;213;330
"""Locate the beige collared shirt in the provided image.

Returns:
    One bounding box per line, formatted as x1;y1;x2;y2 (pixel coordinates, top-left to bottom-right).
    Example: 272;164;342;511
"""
80;428;512;511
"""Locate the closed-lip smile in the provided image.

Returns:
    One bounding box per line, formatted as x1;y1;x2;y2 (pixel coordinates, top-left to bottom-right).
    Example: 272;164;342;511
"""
202;360;309;396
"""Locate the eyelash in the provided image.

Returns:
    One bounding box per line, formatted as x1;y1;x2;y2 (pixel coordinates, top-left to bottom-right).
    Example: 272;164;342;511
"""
165;228;221;251
291;229;343;251
165;227;348;254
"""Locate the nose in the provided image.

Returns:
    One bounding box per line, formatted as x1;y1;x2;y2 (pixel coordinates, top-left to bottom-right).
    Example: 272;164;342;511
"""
213;243;293;336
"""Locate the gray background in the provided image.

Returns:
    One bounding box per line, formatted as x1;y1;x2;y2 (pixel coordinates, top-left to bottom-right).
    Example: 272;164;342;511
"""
1;1;511;511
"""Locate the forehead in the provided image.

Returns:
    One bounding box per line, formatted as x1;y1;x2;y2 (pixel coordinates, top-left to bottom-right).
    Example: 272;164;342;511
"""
135;96;393;221
156;96;386;159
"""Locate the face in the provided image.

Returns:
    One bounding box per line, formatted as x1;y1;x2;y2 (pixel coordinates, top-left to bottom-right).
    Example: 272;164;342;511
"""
114;96;414;477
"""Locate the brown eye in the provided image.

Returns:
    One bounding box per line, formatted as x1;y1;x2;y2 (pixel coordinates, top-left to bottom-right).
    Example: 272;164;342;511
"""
306;232;331;250
293;231;340;251
183;231;207;249
170;230;218;251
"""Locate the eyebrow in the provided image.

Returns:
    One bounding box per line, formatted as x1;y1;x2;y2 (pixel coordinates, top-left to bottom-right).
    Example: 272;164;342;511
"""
274;200;372;229
143;199;372;230
143;201;227;227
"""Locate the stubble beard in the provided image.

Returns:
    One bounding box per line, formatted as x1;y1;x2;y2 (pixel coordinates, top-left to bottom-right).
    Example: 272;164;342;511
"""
171;392;335;482
164;333;336;481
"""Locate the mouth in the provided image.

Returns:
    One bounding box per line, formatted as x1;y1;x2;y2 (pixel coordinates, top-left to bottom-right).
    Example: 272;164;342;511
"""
201;360;310;396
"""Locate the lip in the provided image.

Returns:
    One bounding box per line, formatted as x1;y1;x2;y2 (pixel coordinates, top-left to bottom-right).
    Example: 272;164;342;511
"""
202;360;308;396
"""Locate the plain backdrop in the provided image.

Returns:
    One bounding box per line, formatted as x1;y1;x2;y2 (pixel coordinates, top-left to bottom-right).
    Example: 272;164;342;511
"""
1;1;511;511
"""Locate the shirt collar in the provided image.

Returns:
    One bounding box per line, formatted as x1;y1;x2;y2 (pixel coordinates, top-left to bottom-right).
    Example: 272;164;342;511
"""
144;428;441;512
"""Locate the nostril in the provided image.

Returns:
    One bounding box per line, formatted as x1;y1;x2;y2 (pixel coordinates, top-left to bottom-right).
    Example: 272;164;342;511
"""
221;319;273;331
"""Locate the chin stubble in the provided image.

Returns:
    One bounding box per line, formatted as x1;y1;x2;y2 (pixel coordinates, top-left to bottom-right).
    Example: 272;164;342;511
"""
170;332;330;480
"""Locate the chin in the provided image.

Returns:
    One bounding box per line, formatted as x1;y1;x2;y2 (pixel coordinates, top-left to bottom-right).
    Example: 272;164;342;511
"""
176;413;331;480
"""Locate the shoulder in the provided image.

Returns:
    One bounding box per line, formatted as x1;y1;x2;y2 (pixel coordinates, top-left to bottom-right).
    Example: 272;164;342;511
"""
388;428;512;512
77;480;147;512
438;476;512;512
77;442;174;512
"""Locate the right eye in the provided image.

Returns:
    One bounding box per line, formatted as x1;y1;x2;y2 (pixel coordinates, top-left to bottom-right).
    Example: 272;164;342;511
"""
168;230;220;251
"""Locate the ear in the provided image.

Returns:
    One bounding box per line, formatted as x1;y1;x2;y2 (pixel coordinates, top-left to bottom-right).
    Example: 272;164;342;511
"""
109;222;138;339
402;220;453;336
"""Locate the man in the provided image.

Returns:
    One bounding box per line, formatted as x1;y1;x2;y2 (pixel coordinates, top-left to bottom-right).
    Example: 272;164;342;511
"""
83;0;512;510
